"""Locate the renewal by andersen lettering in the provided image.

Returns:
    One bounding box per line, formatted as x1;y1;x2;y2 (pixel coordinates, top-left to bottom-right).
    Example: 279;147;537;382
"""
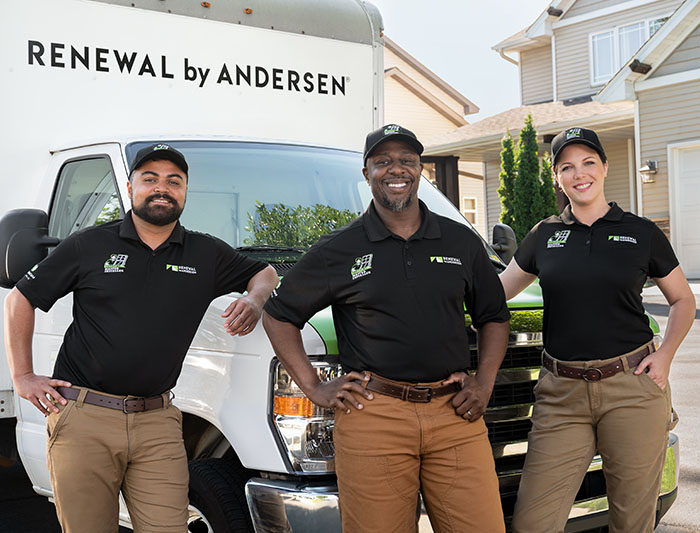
27;40;347;95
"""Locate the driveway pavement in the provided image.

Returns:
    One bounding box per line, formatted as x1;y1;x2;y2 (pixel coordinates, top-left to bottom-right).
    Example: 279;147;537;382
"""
648;282;700;533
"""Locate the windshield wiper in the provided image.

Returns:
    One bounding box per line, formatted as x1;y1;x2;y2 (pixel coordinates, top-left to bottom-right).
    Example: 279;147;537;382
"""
235;245;305;253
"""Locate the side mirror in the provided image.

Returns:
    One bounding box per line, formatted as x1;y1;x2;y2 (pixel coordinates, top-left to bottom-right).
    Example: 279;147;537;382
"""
491;224;516;265
0;209;60;289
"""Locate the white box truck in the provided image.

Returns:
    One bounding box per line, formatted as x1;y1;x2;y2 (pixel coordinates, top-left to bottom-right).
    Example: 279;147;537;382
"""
0;1;679;531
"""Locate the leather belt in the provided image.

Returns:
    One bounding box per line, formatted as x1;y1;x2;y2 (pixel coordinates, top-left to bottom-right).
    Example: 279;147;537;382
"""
543;343;654;382
57;387;170;413
363;374;461;403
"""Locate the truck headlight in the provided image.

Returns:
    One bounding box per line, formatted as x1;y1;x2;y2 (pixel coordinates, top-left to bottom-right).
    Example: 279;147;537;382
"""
270;358;343;473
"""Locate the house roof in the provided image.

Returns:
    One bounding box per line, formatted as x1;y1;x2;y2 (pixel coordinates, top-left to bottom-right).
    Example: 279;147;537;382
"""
596;0;700;102
492;0;577;54
384;36;479;115
424;100;633;161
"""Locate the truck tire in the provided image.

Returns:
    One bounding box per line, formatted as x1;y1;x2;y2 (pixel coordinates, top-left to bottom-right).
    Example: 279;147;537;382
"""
187;458;253;533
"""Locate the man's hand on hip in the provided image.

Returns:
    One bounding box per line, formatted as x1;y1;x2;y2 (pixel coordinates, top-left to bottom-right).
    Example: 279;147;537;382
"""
446;372;493;422
14;372;72;416
307;372;373;414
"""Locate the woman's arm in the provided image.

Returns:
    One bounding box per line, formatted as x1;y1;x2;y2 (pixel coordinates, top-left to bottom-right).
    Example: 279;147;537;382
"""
635;265;696;389
499;259;538;301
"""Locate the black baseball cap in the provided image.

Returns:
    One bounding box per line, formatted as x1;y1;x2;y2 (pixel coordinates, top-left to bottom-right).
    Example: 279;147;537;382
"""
551;127;607;166
130;143;189;175
363;124;424;164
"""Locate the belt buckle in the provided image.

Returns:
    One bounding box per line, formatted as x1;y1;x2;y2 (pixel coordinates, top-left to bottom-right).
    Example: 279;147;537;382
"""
582;367;603;382
412;386;433;403
123;397;143;414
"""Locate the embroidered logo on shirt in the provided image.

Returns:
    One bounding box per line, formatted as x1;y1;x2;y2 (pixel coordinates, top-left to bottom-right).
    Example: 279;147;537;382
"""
351;254;373;280
430;256;462;266
104;254;129;273
547;230;571;248
166;264;198;274
608;235;637;244
24;263;39;281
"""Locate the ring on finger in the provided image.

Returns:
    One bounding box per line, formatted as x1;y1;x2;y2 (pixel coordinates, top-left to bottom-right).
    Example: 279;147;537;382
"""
467;409;472;417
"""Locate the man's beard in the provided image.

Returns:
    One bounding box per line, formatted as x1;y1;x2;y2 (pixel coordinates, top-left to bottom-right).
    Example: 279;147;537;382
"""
378;191;414;212
132;193;184;226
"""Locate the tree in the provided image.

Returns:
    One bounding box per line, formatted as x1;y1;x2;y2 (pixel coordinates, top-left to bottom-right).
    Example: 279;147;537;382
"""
497;132;516;228
512;114;541;241
539;154;559;220
244;202;359;249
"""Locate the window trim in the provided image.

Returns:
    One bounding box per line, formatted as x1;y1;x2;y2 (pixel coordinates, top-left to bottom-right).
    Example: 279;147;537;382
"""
588;14;671;87
461;195;478;225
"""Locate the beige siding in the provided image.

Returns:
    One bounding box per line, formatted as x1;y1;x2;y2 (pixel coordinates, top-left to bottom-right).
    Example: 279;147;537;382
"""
638;79;700;218
564;0;638;19
520;45;554;105
602;139;632;211
384;77;460;138
651;22;700;78
385;49;465;117
458;172;486;238
555;0;681;101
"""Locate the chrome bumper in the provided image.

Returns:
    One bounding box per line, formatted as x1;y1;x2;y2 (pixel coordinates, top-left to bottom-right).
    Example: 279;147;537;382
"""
245;478;341;533
246;432;679;533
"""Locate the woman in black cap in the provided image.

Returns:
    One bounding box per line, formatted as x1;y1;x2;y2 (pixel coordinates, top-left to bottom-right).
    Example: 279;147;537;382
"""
500;126;695;532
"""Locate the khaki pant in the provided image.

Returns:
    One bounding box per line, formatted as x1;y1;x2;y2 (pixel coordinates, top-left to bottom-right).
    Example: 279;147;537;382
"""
334;379;505;533
513;347;675;533
46;387;189;533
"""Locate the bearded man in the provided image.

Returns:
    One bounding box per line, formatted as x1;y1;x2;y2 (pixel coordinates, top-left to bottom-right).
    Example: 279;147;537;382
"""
4;144;278;532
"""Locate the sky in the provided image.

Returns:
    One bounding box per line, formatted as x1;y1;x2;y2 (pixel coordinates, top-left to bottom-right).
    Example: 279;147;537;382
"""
368;0;547;122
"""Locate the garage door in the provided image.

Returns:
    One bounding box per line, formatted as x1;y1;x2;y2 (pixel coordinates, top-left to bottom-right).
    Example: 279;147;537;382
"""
672;143;700;278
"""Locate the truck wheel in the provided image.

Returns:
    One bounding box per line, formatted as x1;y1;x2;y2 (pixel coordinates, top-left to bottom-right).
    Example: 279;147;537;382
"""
187;458;253;533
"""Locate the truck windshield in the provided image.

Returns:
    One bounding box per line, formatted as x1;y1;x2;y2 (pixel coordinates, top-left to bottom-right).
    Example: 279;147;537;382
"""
125;141;502;265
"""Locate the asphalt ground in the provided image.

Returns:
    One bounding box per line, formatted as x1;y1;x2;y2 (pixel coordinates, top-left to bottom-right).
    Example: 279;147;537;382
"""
647;282;700;533
1;284;699;532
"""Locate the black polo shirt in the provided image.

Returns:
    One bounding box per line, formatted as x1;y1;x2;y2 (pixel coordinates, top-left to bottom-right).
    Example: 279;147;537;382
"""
265;200;510;382
515;202;678;361
16;211;267;397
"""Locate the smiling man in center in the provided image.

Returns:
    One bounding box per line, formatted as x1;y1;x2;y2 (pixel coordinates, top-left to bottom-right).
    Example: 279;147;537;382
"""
263;124;510;532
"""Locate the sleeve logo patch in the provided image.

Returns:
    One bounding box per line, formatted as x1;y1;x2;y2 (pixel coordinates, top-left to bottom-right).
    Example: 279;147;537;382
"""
608;235;637;244
351;254;373;280
104;254;129;273
547;230;571;248
430;256;462;265
166;264;198;274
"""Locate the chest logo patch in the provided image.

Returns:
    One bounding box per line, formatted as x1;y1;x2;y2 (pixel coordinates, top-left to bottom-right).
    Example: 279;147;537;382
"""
608;235;637;245
104;254;128;273
166;264;198;275
430;256;462;266
547;230;571;249
351;254;373;280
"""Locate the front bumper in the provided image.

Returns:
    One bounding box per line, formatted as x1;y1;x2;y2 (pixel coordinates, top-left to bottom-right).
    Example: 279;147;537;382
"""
246;432;679;533
246;478;341;533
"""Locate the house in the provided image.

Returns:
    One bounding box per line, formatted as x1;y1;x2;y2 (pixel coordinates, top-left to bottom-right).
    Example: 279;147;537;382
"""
424;0;686;245
597;0;700;277
383;37;487;236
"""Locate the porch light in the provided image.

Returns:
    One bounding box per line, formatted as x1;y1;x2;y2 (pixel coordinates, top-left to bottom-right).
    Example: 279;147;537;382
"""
639;160;657;184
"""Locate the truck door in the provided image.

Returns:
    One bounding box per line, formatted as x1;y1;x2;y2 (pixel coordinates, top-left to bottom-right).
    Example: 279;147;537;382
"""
18;145;126;493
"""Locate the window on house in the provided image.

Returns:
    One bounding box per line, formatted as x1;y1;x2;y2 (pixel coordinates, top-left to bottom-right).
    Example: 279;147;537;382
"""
461;196;477;225
590;15;670;86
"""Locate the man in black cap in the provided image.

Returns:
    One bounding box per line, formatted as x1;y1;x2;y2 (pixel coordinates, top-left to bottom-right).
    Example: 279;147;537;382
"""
263;124;510;532
4;143;279;532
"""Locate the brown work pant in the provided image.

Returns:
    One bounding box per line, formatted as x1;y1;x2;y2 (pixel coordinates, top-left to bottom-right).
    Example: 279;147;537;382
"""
46;387;189;533
513;348;675;533
334;381;505;533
